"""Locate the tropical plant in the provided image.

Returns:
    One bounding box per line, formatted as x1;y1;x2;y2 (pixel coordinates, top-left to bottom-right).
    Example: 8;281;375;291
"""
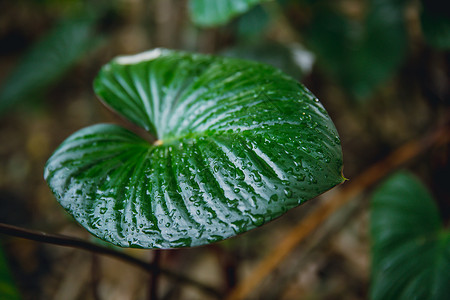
0;0;448;299
371;172;450;300
44;49;344;248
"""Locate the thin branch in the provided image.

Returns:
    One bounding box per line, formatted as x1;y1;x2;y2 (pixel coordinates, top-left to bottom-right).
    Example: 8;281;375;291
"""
225;120;450;300
91;254;101;300
0;223;221;298
149;250;161;300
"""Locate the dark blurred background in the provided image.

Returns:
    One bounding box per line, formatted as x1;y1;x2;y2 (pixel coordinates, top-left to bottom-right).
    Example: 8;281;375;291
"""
0;0;448;299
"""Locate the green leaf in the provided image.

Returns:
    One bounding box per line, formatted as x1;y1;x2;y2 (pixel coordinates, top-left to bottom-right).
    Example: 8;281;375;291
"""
306;0;408;99
420;0;450;49
45;49;344;249
222;42;312;80
189;0;269;27
0;16;100;115
0;243;21;300
370;172;450;300
236;4;271;40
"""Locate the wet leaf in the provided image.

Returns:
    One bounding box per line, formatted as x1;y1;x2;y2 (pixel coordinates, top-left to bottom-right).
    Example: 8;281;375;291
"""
189;0;269;27
371;172;450;300
45;49;344;248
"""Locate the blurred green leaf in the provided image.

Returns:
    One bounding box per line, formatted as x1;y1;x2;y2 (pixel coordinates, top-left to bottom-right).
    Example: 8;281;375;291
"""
306;0;408;100
420;0;450;49
370;171;450;300
222;42;314;79
0;15;100;115
45;49;344;249
189;0;270;27
0;244;21;300
236;5;270;40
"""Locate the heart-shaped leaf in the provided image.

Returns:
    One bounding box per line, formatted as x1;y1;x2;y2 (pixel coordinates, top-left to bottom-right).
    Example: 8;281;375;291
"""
45;49;344;248
189;0;268;27
371;172;450;300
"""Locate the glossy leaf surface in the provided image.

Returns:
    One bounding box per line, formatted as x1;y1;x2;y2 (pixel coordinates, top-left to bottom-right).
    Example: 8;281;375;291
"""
189;0;268;27
371;172;450;300
45;49;344;248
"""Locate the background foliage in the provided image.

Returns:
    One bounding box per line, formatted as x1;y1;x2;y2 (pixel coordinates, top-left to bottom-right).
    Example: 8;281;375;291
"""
0;0;448;299
371;172;450;300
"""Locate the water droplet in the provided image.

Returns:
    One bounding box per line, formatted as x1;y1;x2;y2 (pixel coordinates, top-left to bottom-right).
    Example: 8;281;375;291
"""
250;214;264;226
270;194;279;202
250;170;262;182
296;174;305;182
284;188;292;198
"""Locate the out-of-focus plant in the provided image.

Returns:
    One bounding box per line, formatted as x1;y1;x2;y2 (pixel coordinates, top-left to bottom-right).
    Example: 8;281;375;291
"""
0;244;21;300
420;0;450;49
222;42;313;80
189;0;270;27
371;172;450;300
189;0;449;101
0;8;103;116
303;0;409;99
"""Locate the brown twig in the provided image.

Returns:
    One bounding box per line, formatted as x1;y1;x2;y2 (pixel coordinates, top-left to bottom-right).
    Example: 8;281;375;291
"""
91;254;101;300
149;250;161;300
225;121;450;300
0;223;222;298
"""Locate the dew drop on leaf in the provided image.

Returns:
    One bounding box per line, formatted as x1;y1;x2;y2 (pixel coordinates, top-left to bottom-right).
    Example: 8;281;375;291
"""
284;188;293;198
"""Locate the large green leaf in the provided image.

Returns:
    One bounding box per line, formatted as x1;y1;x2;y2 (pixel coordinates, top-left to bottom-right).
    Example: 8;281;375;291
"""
44;49;344;249
371;172;450;300
189;0;269;27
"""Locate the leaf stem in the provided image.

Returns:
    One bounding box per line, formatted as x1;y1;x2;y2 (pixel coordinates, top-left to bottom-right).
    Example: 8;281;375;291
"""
0;222;222;298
